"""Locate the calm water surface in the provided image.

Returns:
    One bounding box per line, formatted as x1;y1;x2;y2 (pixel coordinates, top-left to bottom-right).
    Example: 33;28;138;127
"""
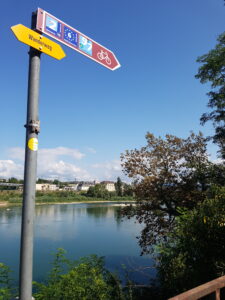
0;202;155;285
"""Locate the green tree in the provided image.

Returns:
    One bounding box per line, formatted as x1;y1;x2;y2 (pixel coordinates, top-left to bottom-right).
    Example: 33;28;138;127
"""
123;183;133;197
8;177;19;184
37;178;51;184
86;184;110;199
120;132;212;254
155;186;225;298
196;32;225;158
115;177;123;196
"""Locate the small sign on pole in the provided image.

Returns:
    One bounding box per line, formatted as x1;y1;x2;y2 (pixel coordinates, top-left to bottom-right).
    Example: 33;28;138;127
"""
11;24;66;60
36;8;121;70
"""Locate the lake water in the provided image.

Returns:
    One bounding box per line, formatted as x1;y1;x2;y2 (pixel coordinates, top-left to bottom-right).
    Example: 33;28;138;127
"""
0;202;155;285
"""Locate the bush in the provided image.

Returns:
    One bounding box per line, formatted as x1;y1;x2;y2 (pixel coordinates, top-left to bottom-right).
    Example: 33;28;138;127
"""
0;263;14;300
86;184;111;199
34;249;127;300
155;186;225;298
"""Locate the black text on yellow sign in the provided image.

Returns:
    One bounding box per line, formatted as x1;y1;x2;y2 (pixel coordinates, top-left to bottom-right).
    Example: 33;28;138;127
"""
11;24;66;60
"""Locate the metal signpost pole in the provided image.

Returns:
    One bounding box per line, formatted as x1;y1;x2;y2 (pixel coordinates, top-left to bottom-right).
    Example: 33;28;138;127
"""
19;12;41;300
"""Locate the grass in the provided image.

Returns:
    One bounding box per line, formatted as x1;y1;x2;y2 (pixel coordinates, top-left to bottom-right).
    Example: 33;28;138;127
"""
0;190;134;205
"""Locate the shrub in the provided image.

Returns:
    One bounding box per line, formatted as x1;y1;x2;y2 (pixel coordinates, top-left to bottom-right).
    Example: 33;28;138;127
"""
34;249;126;300
155;186;225;298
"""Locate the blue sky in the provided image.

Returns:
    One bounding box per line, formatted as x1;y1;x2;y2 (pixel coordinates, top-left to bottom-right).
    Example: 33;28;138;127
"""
0;0;224;181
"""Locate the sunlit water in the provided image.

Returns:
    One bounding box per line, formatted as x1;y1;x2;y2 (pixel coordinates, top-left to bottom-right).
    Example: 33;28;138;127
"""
0;202;155;285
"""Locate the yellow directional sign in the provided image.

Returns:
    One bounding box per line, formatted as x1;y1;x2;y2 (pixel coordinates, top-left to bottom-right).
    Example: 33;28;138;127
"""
11;24;66;60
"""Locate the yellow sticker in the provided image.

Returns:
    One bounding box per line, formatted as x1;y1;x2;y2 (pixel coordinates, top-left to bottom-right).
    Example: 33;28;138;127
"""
28;138;38;151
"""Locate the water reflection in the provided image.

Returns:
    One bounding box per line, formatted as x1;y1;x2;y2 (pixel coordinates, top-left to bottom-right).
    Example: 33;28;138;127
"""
0;203;153;285
0;206;22;223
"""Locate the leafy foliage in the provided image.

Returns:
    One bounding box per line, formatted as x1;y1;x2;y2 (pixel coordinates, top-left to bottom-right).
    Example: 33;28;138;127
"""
8;177;23;184
115;177;123;196
0;249;152;300
120;132;213;254
86;184;113;199
155;187;225;298
0;263;13;300
34;249;129;300
196;32;225;158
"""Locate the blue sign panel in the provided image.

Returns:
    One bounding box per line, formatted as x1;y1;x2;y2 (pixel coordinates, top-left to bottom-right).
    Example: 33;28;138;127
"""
45;15;62;38
63;26;78;47
79;35;92;56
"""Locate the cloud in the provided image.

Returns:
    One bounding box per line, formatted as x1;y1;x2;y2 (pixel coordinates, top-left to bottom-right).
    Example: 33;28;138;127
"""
37;147;89;181
8;147;25;161
9;146;85;162
91;160;123;180
0;160;23;179
5;146;89;181
37;160;91;181
211;158;223;164
92;160;122;171
39;147;85;160
85;147;97;154
2;147;124;181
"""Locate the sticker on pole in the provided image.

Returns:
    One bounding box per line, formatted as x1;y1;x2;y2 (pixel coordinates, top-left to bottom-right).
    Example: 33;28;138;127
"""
28;138;38;151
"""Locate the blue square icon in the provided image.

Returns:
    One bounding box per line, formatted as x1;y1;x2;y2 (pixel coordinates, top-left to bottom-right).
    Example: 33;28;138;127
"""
79;35;92;56
45;15;61;38
64;26;78;47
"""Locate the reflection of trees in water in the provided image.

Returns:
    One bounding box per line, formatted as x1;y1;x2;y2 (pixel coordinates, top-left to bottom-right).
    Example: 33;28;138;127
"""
0;204;127;224
0;207;22;222
86;206;113;219
35;205;88;223
115;208;122;229
86;205;123;229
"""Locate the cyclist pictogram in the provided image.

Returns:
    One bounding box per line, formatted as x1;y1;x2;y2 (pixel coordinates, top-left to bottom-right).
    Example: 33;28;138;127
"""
97;50;111;65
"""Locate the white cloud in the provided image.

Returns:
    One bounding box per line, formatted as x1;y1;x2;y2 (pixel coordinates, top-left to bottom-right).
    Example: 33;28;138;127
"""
9;146;84;162
2;147;124;182
39;147;85;161
5;146;89;181
37;160;91;181
85;147;97;154
91;160;123;180
92;160;122;171
9;147;25;161
36;147;88;181
211;158;224;164
0;160;23;179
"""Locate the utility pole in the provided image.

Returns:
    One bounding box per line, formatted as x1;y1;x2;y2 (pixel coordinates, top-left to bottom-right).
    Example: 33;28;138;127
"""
19;12;41;300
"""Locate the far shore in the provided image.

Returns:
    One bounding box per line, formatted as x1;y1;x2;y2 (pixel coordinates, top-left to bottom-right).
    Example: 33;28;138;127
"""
0;199;135;208
0;190;135;208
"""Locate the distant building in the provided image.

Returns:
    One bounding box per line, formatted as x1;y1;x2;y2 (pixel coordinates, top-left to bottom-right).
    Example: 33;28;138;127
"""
77;181;96;191
0;182;23;190
66;183;79;191
36;184;58;191
101;181;116;192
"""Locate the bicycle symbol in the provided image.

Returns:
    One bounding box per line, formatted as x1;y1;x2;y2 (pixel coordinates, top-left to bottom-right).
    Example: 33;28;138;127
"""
97;50;111;65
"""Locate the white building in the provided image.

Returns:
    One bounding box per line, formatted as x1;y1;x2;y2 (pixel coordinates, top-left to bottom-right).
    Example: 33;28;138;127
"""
101;181;116;192
77;181;96;191
36;184;58;191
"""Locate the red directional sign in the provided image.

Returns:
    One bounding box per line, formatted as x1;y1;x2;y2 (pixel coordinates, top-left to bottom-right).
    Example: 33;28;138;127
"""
36;8;121;71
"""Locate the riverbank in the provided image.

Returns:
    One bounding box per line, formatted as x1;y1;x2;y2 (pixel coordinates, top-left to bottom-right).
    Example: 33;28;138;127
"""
0;190;134;206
